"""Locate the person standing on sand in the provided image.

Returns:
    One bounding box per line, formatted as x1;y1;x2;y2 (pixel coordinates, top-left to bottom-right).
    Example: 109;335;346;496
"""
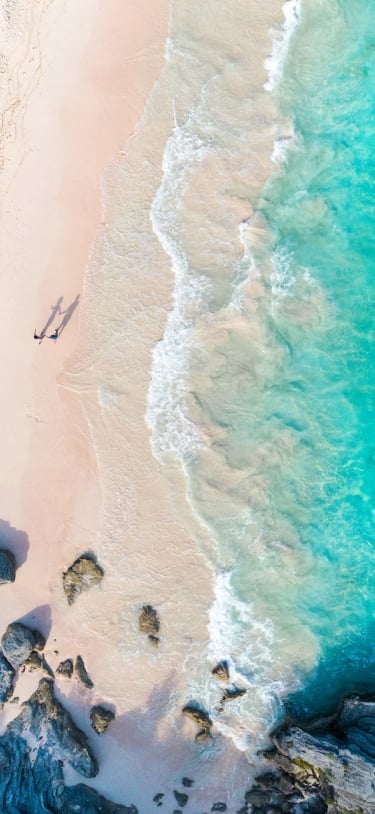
33;329;44;340
48;328;59;340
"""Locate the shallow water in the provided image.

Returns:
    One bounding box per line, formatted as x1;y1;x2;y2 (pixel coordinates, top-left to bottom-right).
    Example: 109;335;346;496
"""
148;0;375;744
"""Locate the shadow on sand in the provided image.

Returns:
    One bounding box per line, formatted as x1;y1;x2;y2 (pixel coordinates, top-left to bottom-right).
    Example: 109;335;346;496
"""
40;294;80;338
0;519;29;567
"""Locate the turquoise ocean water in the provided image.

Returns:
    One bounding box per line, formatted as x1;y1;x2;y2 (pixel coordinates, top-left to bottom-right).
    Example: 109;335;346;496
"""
269;0;375;718
147;0;375;749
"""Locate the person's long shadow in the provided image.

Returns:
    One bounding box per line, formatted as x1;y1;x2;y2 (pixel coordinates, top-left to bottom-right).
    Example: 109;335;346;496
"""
40;296;64;337
56;294;80;336
39;294;80;339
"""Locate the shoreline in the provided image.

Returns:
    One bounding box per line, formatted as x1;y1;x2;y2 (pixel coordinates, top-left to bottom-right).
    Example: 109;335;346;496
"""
0;0;298;811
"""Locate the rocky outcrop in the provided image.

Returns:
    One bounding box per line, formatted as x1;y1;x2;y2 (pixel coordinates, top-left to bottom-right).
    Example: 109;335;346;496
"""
12;677;98;777
90;704;115;734
63;554;104;605
75;654;94;689
139;605;160;645
182;702;212;741
0;549;16;584
240;694;375;814
0;730;137;813
1;621;45;669
0;651;15;703
56;657;74;677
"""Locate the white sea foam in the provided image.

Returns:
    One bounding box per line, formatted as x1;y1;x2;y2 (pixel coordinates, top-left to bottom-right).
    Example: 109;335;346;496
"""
146;97;211;461
264;0;301;92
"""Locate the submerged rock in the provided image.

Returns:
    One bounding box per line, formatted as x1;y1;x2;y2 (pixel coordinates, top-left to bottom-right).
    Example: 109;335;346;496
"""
221;686;246;703
12;677;98;777
90;705;115;734
211;661;229;681
57;657;74;678
139;605;160;636
75;655;94;689
63;554;104;605
0;549;16;584
211;804;227;812
0;651;15;703
1;621;45;669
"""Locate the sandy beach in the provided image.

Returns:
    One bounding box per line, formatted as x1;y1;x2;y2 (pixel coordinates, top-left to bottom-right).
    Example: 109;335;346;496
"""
0;0;169;625
0;0;287;811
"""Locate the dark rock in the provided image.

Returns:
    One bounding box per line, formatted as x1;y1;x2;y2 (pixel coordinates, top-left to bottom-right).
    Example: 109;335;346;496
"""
63;554;104;605
75;655;94;689
195;728;211;742
153;792;164;803
182;776;194;787
139;605;160;636
0;727;136;813
182;703;212;730
1;621;44;669
23;650;54;677
173;790;188;807
239;694;375;814
0;549;16;584
173;811;182;814
0;651;15;703
211;804;227;812
90;704;115;734
11;678;98;777
62;783;139;813
57;657;74;677
221;686;246;702
148;634;160;646
211;661;229;681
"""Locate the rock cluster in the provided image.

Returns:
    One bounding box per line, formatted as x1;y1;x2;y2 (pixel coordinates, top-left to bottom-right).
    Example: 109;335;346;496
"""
239;694;375;814
0;549;16;584
63;554;104;605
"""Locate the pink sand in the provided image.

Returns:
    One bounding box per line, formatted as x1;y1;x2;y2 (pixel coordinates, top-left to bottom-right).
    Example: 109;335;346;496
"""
0;0;169;628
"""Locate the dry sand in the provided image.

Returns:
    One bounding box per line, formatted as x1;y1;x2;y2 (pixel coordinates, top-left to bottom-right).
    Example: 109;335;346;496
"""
0;0;169;628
